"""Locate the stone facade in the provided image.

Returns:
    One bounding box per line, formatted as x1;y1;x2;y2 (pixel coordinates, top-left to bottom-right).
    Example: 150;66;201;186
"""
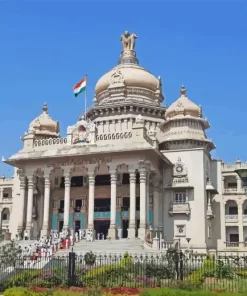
1;32;244;252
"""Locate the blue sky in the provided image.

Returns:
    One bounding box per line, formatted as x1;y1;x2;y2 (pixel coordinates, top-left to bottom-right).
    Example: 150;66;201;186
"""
0;0;246;176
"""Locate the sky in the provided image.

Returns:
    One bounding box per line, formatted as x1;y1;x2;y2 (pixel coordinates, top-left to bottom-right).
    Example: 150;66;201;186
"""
0;0;246;176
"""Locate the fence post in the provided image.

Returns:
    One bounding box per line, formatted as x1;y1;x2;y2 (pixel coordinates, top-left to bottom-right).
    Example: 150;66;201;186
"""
179;250;184;281
68;250;76;286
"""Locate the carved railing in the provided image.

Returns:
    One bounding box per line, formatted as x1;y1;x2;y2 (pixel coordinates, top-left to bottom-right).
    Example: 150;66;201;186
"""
34;137;68;148
96;131;132;141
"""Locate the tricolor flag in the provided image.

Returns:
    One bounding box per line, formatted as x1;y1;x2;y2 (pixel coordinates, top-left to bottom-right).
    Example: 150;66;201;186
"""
73;76;87;97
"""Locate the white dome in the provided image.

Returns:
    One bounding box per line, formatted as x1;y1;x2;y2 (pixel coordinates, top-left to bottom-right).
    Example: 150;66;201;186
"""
28;103;59;137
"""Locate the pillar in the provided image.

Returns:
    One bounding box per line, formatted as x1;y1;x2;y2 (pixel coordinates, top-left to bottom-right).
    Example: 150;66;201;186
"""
128;169;136;239
153;177;160;229
41;172;51;238
146;171;150;226
220;201;226;245
138;167;147;240
18;174;26;232
238;201;244;244
0;210;2;234
237;177;242;193
63;172;71;230
0;188;3;201
87;172;95;230
108;169;117;239
25;175;34;239
221;176;225;194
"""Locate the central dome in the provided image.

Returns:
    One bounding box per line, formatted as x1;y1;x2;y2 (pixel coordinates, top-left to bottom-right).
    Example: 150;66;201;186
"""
95;64;159;96
94;31;164;106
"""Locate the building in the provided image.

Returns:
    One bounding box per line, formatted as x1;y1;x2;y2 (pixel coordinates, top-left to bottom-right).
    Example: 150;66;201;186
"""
1;31;246;252
0;176;13;233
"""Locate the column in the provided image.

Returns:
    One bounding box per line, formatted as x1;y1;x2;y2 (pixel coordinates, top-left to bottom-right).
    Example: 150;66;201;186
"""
0;210;2;234
25;175;34;239
128;169;136;239
87;172;95;230
237;177;242;193
153;177;160;229
138;167;147;240
63;172;71;229
238;201;244;245
41;171;51;237
221;176;225;194
220;201;226;246
18;173;26;231
0;188;3;201
108;169;117;239
146;171;150;226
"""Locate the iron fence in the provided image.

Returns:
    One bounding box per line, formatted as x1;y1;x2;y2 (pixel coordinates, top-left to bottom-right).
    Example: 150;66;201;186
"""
0;251;247;292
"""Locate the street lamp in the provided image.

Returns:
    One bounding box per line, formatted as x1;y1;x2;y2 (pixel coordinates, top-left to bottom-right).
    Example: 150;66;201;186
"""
235;168;247;193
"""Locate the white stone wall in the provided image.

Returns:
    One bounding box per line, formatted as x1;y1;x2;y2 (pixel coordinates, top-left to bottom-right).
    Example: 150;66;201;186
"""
163;149;208;250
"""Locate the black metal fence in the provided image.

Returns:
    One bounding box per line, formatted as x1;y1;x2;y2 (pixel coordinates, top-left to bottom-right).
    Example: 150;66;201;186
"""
1;251;247;292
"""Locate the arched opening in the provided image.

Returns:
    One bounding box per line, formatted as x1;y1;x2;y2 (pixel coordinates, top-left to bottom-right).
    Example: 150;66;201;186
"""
1;208;10;232
225;200;239;247
224;176;237;193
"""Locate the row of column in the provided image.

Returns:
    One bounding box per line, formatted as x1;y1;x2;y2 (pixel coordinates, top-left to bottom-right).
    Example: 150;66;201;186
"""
220;200;244;244
19;165;160;240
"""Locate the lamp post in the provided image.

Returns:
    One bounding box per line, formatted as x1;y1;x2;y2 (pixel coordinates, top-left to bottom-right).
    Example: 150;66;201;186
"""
235;168;247;194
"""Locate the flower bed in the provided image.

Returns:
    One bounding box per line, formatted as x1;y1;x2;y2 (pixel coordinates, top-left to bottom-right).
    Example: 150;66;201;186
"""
3;287;243;296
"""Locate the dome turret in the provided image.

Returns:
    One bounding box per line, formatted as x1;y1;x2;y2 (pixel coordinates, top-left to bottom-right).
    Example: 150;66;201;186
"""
28;103;59;137
159;85;215;152
165;85;201;119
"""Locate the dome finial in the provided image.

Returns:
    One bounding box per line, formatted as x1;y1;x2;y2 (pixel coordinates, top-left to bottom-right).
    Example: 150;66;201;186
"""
42;103;48;113
180;85;187;96
119;31;139;65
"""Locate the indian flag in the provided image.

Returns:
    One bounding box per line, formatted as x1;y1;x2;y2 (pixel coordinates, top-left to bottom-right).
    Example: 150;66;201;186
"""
73;76;87;97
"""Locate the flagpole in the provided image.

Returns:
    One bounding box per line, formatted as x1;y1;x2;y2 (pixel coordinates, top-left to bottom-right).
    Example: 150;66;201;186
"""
85;74;87;121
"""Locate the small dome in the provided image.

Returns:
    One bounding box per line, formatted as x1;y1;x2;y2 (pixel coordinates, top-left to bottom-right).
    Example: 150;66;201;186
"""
95;64;159;97
28;103;59;137
165;85;201;120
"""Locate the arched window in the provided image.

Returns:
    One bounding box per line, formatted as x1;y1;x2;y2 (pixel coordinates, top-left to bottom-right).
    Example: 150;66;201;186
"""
174;192;186;203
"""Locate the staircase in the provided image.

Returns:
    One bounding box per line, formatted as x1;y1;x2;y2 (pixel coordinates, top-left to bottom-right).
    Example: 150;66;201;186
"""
56;239;150;255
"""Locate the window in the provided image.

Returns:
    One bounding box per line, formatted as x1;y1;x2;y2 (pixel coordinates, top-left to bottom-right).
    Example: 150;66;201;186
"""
95;175;110;186
71;176;83;187
2;213;8;220
3;193;9;198
174;192;186;203
229;206;238;215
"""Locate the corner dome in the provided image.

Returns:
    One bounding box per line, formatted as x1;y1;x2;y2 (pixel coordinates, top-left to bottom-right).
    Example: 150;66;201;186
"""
94;31;164;106
165;85;201;120
28;103;59;137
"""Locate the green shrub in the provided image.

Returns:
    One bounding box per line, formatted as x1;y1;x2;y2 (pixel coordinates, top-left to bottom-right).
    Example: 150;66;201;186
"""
4;287;44;296
185;259;215;285
5;270;42;288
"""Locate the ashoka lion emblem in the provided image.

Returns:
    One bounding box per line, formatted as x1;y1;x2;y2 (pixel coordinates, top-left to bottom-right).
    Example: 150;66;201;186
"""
73;122;90;144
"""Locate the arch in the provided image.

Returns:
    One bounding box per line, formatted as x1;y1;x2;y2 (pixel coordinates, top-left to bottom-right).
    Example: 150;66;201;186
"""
225;200;238;215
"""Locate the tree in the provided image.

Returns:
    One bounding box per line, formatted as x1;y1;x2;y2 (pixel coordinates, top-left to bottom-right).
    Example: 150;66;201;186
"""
0;240;23;268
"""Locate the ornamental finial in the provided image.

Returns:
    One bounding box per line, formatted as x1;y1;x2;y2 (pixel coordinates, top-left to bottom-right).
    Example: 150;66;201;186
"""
42;103;48;113
180;85;187;96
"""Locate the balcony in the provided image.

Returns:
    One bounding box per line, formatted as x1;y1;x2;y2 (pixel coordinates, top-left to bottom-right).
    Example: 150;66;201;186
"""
224;187;246;194
1;197;12;203
225;214;238;222
2;220;9;226
169;202;190;216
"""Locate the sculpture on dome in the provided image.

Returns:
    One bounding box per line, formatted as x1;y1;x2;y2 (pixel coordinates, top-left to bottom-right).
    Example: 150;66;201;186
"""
120;31;138;51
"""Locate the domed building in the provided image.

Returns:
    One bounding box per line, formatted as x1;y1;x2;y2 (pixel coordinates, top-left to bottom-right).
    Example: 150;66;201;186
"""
1;32;243;254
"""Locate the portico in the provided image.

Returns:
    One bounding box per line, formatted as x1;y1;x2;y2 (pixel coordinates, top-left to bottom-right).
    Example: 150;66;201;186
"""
9;149;167;241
